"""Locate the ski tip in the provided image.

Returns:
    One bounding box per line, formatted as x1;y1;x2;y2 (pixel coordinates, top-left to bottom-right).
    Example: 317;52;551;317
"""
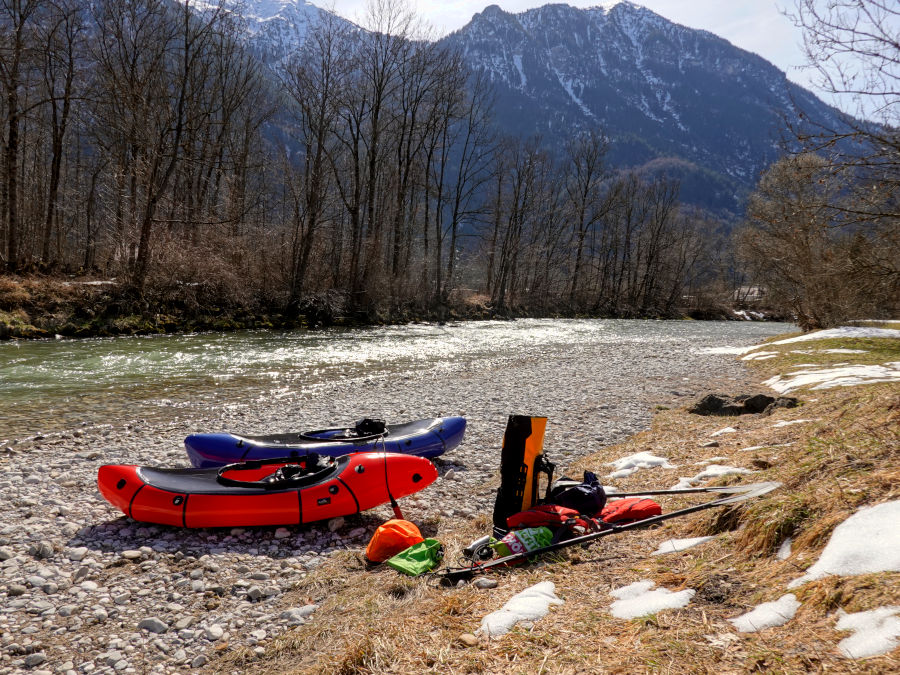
716;481;782;504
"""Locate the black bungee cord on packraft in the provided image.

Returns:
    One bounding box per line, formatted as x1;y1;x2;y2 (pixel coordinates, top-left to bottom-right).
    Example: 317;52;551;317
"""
376;430;404;520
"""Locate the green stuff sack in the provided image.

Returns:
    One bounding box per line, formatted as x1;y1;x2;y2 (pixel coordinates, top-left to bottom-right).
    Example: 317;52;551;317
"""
490;526;553;560
385;539;444;576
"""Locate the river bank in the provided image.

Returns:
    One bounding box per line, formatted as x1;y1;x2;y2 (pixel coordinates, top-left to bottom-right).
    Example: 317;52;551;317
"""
0;274;774;341
0;320;789;673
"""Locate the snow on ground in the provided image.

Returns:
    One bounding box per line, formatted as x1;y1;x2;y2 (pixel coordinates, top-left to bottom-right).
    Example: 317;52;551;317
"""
742;351;779;361
477;581;564;637
710;426;738;437
729;594;800;633
705;345;761;355
706;326;898;358
609;580;695;619
766;327;899;345
771;419;816;428
789;501;900;588
777;538;792;560
651;537;714;556
740;443;792;452
764;363;900;394
835;607;900;659
671;464;753;489
606;451;674;479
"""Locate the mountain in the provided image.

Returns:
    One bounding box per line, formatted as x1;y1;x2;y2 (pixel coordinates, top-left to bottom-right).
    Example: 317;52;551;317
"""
231;0;848;218
439;2;847;216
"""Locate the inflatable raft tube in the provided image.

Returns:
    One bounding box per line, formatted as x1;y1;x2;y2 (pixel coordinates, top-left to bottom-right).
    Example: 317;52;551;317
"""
97;452;438;528
184;416;466;468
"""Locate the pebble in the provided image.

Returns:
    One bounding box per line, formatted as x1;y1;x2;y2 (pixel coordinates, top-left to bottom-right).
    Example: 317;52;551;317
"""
204;624;224;640
0;321;778;671
7;583;27;596
139;617;169;633
458;633;479;647
474;578;498;589
24;653;47;666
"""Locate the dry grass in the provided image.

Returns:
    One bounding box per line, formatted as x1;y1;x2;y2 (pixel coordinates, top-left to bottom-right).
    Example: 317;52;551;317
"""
210;332;900;674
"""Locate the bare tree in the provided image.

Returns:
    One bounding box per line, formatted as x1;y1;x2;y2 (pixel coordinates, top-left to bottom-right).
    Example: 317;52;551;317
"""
38;0;83;265
563;130;608;305
0;0;42;271
789;0;899;223
740;153;871;329
283;12;349;304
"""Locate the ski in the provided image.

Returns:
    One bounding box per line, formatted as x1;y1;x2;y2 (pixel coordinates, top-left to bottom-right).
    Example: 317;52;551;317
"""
436;481;780;585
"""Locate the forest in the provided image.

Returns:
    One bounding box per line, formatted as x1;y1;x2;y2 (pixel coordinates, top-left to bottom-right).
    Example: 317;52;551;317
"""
0;0;896;334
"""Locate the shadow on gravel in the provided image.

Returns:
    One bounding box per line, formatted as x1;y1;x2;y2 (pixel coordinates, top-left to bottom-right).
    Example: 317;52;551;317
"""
67;510;391;560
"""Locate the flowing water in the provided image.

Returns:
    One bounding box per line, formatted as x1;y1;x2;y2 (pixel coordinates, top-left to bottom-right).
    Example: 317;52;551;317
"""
0;319;791;442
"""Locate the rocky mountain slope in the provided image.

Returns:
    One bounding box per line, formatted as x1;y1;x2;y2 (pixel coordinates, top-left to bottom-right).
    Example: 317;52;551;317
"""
439;2;848;215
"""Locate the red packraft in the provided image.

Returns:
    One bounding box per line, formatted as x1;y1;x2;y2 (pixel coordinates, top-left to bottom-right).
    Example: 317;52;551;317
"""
600;497;662;524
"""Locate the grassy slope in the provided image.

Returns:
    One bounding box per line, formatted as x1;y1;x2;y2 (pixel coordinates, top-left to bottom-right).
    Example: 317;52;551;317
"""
212;332;900;674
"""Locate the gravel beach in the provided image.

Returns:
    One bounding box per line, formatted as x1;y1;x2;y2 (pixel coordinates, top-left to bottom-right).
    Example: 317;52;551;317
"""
0;320;786;673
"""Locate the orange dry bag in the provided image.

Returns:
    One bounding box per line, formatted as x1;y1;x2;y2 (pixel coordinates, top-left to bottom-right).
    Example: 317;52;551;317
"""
365;519;424;563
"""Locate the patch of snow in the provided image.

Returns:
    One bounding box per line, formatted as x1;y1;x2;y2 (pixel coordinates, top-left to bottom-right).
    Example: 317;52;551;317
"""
512;54;527;89
789;501;900;588
836;606;900;659
703;345;760;355
728;594;800;633
823;349;869;354
740;445;766;452
609;580;695;619
709;326;897;359
771;419;816;428
711;427;737;437
742;351;779;361
550;64;595;119
764;363;900;394
695;464;752;480
651;537;714;556
606;452;674;478
477;581;564;637
61;279;116;287
673;464;753;488
768;327;899;345
777;538;792;560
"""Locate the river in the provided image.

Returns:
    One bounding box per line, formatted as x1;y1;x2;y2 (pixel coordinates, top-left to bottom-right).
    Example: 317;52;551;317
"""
0;319;791;443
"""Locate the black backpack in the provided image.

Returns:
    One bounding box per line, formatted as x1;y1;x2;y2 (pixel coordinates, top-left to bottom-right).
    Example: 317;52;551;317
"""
548;471;607;517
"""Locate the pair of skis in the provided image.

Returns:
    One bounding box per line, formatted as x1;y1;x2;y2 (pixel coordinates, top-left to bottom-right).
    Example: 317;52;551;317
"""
435;481;781;585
